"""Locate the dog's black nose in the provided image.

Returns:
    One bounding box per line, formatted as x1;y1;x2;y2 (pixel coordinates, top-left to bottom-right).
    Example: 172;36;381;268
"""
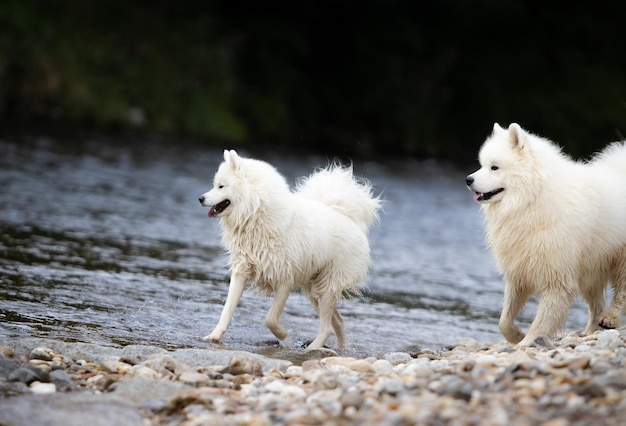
198;196;205;204
465;176;474;186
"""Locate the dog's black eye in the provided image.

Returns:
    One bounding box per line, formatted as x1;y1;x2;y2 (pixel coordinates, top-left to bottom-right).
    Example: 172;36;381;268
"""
491;166;499;171
218;184;224;189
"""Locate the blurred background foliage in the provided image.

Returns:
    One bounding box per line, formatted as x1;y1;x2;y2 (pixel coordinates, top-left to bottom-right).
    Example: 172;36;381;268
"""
0;0;625;161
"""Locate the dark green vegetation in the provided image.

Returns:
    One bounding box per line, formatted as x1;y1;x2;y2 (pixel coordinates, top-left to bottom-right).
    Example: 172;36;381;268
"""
1;1;624;160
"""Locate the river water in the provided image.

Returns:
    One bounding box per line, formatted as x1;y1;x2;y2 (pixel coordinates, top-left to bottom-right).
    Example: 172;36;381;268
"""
0;138;591;360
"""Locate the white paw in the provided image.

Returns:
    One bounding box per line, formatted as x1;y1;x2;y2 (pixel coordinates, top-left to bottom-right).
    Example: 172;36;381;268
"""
203;329;224;343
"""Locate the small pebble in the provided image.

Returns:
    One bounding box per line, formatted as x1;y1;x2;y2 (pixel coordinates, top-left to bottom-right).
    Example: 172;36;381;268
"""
30;382;56;394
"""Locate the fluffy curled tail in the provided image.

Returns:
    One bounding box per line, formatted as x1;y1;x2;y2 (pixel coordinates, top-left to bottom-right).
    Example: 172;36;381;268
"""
296;163;382;232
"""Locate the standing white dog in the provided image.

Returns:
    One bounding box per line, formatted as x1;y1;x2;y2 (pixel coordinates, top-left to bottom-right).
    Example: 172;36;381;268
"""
467;123;626;346
199;150;381;350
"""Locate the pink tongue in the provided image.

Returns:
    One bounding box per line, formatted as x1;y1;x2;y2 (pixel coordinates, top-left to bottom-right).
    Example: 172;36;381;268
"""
208;207;216;217
473;193;480;201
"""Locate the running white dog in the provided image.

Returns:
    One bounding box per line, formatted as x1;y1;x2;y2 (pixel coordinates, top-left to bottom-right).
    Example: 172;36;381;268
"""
199;150;381;350
467;123;626;345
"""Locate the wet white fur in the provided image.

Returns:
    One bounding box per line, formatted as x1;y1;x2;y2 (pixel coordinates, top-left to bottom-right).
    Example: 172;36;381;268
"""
467;123;626;345
200;150;381;350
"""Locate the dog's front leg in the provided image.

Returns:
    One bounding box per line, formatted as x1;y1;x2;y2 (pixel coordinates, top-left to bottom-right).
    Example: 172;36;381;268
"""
498;280;529;344
519;283;575;346
203;271;247;343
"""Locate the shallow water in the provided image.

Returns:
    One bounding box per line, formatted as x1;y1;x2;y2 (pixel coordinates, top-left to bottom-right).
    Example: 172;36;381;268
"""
0;138;592;359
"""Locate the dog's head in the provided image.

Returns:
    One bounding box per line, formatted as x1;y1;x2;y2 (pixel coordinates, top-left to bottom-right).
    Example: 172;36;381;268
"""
198;150;242;218
466;123;530;205
199;150;289;221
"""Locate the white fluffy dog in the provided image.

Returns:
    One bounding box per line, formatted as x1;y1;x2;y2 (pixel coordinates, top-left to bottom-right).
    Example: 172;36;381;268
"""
199;150;381;350
467;123;626;346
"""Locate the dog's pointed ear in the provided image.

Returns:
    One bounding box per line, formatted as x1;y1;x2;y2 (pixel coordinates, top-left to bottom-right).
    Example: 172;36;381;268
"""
224;150;242;170
507;123;525;150
493;122;505;133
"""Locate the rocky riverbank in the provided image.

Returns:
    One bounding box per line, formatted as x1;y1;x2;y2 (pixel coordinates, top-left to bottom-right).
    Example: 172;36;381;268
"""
1;329;626;425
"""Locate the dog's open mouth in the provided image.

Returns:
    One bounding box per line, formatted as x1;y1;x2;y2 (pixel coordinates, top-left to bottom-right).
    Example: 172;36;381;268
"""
208;199;231;217
474;188;504;202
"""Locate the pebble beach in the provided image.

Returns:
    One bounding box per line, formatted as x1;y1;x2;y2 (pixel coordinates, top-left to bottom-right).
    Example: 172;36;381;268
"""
1;329;626;425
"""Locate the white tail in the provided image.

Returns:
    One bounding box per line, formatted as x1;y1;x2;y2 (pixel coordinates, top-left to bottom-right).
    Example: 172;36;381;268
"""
296;163;382;233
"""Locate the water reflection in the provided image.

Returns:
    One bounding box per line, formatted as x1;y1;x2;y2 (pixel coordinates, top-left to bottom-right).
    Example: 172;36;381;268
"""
0;139;591;359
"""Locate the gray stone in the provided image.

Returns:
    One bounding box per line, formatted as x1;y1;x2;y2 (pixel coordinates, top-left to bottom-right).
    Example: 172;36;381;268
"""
119;345;168;365
0;393;143;426
529;336;554;349
0;353;18;380
0;338;120;364
222;354;263;376
0;381;31;398
384;352;412;366
109;377;191;404
596;329;622;350
29;347;53;361
8;367;42;385
170;348;292;372
454;337;481;352
49;370;75;391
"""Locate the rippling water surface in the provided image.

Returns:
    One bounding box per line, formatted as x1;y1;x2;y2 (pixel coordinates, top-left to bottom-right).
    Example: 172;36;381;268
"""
0;139;591;359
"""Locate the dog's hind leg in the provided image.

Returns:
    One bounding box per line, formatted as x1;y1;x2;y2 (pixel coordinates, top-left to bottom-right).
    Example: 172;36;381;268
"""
331;308;345;349
204;271;247;343
600;254;626;329
306;292;337;350
264;284;291;340
499;280;531;344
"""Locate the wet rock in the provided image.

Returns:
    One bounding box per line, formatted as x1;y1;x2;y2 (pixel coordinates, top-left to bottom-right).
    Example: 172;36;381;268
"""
303;347;339;359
